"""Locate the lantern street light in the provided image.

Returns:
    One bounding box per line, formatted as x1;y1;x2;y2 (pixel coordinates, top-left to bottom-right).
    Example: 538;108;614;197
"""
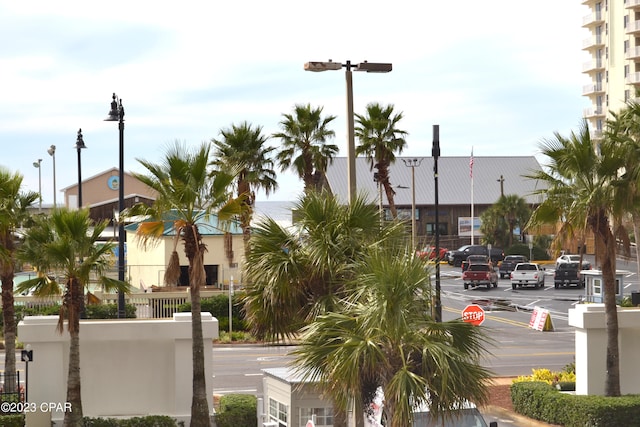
47;145;57;208
304;60;392;203
75;129;87;208
402;158;422;250
104;93;126;318
33;159;42;212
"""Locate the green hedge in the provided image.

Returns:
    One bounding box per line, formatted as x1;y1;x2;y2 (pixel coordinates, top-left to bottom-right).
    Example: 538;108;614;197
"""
215;394;257;427
178;294;248;331
0;414;24;427
82;415;184;426
511;381;640;426
505;243;550;260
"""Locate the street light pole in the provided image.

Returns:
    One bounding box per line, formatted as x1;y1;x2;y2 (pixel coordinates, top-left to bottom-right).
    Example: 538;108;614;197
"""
105;93;126;318
32;159;42;212
432;125;442;323
47;145;57;208
75;129;87;208
304;60;392;203
403;158;422;249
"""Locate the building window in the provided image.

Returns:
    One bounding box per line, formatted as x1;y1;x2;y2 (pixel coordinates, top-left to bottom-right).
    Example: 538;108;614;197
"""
625;15;629;29
626;90;631;101
625;40;630;53
625;64;630;78
269;398;288;427
397;208;419;221
300;407;333;427
593;278;602;295
426;222;448;236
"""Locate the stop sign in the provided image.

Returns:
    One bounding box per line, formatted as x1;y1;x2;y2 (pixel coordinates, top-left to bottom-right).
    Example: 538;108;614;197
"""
461;304;485;326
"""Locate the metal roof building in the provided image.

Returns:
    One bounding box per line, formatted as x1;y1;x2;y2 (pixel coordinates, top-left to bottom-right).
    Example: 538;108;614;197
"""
325;156;547;247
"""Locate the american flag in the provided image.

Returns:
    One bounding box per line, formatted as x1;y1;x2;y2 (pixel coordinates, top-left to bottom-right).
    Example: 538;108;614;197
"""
469;148;474;178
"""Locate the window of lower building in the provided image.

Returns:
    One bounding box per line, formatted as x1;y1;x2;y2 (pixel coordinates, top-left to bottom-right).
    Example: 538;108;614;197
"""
269;398;288;427
426;222;448;236
299;407;333;427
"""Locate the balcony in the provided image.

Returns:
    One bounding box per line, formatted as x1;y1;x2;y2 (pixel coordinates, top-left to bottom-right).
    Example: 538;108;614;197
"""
626;20;640;35
582;35;605;50
627;72;640;85
582;11;604;27
626;46;640;60
626;0;640;9
582;59;604;72
583;107;606;118
582;83;604;95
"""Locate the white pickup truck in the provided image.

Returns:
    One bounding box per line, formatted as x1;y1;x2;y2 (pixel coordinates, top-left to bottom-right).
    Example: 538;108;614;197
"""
510;263;545;289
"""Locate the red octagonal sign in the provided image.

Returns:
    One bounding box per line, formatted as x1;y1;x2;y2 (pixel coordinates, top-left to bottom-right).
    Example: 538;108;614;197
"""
461;304;485;326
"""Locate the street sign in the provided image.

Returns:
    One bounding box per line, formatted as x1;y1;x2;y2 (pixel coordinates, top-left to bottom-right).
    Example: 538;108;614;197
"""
461;304;485;326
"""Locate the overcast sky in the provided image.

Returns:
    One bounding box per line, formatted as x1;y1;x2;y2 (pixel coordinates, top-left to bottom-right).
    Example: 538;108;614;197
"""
1;1;589;204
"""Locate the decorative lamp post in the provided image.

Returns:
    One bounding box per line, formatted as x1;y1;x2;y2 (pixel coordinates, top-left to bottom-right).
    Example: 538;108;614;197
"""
104;93;126;318
304;60;392;203
75;128;87;208
402;158;422;249
432;125;442;322
47;145;56;208
33;159;42;212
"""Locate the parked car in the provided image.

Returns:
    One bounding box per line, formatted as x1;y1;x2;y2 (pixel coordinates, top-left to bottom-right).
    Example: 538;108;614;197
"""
556;254;581;266
461;254;490;272
462;263;498;289
447;245;504;267
554;262;585;288
499;255;528;279
510;263;545;289
416;245;448;261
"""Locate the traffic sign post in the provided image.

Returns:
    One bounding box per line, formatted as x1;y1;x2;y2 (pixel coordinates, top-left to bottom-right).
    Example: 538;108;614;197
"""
461;304;485;326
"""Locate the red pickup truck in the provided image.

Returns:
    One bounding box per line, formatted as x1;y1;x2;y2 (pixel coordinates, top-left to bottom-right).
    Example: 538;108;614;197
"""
462;264;498;290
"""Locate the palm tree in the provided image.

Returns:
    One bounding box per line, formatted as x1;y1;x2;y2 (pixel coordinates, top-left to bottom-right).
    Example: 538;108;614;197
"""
527;119;625;396
128;141;243;427
495;194;530;247
605;100;640;271
243;191;405;342
355;102;408;219
211;121;278;257
0;168;38;394
17;208;130;426
273;104;338;194
292;246;494;427
479;204;508;247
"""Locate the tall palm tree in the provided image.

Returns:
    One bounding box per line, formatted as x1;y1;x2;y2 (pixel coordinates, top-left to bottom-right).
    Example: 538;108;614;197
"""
495;194;530;247
17;208;130;426
355;103;408;219
273;104;338;194
128;141;243;427
479;204;508;247
605;100;640;271
292;246;493;427
211;121;278;257
527;119;625;396
0;168;38;394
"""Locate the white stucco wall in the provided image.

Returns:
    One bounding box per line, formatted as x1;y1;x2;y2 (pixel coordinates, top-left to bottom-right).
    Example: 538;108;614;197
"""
568;304;640;395
18;313;218;424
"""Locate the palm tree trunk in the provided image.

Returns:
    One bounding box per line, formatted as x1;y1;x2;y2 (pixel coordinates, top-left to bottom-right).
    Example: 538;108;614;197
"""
187;232;211;427
632;214;640;279
592;212;621;397
1;275;17;394
382;181;398;219
64;328;83;426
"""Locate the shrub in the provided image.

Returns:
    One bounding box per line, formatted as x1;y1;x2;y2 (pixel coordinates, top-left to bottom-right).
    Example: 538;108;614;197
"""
505;243;550;260
82;415;184;426
0;414;24;427
215;394;257;427
85;303;137;319
511;381;640;427
178;294;248;331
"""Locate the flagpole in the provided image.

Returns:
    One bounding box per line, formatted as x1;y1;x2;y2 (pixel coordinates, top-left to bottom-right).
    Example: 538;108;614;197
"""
470;148;474;245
